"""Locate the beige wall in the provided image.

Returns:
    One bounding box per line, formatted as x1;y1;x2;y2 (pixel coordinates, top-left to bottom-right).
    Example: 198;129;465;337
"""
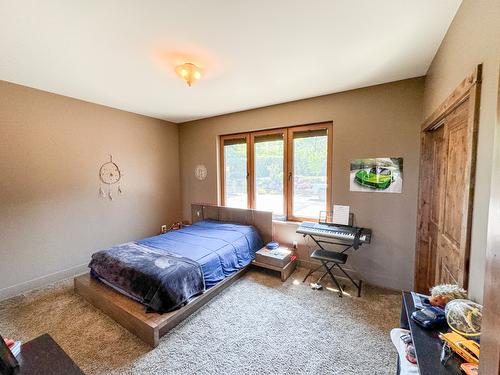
422;0;500;302
0;80;181;299
179;78;424;291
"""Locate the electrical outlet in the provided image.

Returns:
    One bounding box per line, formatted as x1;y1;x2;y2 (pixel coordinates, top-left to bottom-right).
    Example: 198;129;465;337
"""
161;225;167;233
293;241;298;249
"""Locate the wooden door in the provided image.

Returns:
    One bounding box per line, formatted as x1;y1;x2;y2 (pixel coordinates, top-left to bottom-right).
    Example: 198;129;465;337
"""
415;65;481;292
435;98;473;286
415;126;446;292
427;126;445;289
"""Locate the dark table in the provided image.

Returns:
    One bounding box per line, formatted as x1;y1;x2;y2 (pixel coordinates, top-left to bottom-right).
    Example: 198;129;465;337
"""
16;334;84;375
399;292;463;375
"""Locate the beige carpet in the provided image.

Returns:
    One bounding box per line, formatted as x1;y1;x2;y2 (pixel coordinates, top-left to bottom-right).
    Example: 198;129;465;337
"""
0;268;400;374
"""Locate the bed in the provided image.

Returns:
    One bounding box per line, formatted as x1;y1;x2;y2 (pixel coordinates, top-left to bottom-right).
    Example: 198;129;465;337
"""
74;204;272;347
89;219;264;313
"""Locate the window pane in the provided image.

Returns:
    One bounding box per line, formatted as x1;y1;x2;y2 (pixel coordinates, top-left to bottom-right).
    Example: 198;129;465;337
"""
292;130;328;218
254;134;284;216
223;139;247;208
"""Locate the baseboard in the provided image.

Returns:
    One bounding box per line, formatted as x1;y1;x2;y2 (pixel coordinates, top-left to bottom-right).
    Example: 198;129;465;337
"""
0;263;88;301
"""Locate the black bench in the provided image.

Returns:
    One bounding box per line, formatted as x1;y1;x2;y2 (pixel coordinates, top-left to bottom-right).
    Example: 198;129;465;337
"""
303;248;362;297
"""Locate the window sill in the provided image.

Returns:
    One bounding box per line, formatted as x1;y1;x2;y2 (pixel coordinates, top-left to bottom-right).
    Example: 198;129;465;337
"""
272;219;301;226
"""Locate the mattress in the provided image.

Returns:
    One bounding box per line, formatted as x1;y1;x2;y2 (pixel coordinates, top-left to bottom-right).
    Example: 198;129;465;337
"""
137;220;263;288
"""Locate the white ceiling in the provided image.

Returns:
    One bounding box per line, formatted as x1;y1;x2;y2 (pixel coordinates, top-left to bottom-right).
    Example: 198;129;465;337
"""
0;0;461;123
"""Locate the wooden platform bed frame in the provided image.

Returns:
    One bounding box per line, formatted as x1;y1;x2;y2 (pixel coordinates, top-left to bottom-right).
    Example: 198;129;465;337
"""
74;204;273;347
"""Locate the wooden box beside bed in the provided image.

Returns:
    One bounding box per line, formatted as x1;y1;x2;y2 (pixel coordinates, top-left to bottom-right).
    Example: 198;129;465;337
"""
74;204;273;347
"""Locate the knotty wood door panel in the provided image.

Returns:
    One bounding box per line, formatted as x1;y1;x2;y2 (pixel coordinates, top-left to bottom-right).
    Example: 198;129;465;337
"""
430;127;446;225
435;100;471;286
427;126;445;289
442;102;469;247
415;126;446;292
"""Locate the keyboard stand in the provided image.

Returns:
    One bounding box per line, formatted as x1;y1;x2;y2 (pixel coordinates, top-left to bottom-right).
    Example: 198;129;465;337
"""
301;234;363;297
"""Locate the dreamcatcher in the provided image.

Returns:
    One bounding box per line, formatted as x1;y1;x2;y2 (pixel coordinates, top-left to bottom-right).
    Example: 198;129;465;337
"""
98;154;123;200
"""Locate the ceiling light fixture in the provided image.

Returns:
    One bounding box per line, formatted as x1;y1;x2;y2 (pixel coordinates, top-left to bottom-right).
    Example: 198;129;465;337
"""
175;63;202;86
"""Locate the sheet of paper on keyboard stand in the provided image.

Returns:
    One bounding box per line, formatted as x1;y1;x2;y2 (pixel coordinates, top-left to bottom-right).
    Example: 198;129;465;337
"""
332;205;350;225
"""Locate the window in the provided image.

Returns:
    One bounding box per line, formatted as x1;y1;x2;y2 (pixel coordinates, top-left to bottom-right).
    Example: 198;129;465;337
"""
252;130;286;217
220;134;250;209
220;123;332;221
288;125;330;220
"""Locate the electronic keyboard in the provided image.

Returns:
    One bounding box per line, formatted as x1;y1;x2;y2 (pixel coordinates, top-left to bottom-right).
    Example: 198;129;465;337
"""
296;221;372;245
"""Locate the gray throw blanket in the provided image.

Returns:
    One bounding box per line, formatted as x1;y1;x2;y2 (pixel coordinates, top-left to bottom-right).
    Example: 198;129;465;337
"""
89;242;205;313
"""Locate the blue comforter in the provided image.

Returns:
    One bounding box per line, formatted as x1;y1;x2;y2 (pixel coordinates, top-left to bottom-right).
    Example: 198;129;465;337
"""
89;242;205;312
89;220;263;313
138;220;263;288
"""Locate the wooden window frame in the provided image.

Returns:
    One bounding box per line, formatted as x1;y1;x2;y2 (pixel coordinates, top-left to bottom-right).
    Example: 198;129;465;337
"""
219;133;251;208
287;123;333;222
219;122;333;221
250;128;288;217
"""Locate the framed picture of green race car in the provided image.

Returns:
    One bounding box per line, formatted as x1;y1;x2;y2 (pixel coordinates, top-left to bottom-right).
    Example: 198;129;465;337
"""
350;157;403;193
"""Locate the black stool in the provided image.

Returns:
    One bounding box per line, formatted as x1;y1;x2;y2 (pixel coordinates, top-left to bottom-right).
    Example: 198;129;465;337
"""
302;249;362;297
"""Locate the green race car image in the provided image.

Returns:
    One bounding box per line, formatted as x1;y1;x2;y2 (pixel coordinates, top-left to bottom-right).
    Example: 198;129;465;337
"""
354;167;394;190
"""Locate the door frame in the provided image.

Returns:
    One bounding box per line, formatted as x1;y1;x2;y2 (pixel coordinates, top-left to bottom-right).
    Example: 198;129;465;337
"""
414;64;482;292
479;65;500;374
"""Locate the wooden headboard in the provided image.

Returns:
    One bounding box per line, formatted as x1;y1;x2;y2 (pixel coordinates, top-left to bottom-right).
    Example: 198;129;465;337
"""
191;203;273;244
